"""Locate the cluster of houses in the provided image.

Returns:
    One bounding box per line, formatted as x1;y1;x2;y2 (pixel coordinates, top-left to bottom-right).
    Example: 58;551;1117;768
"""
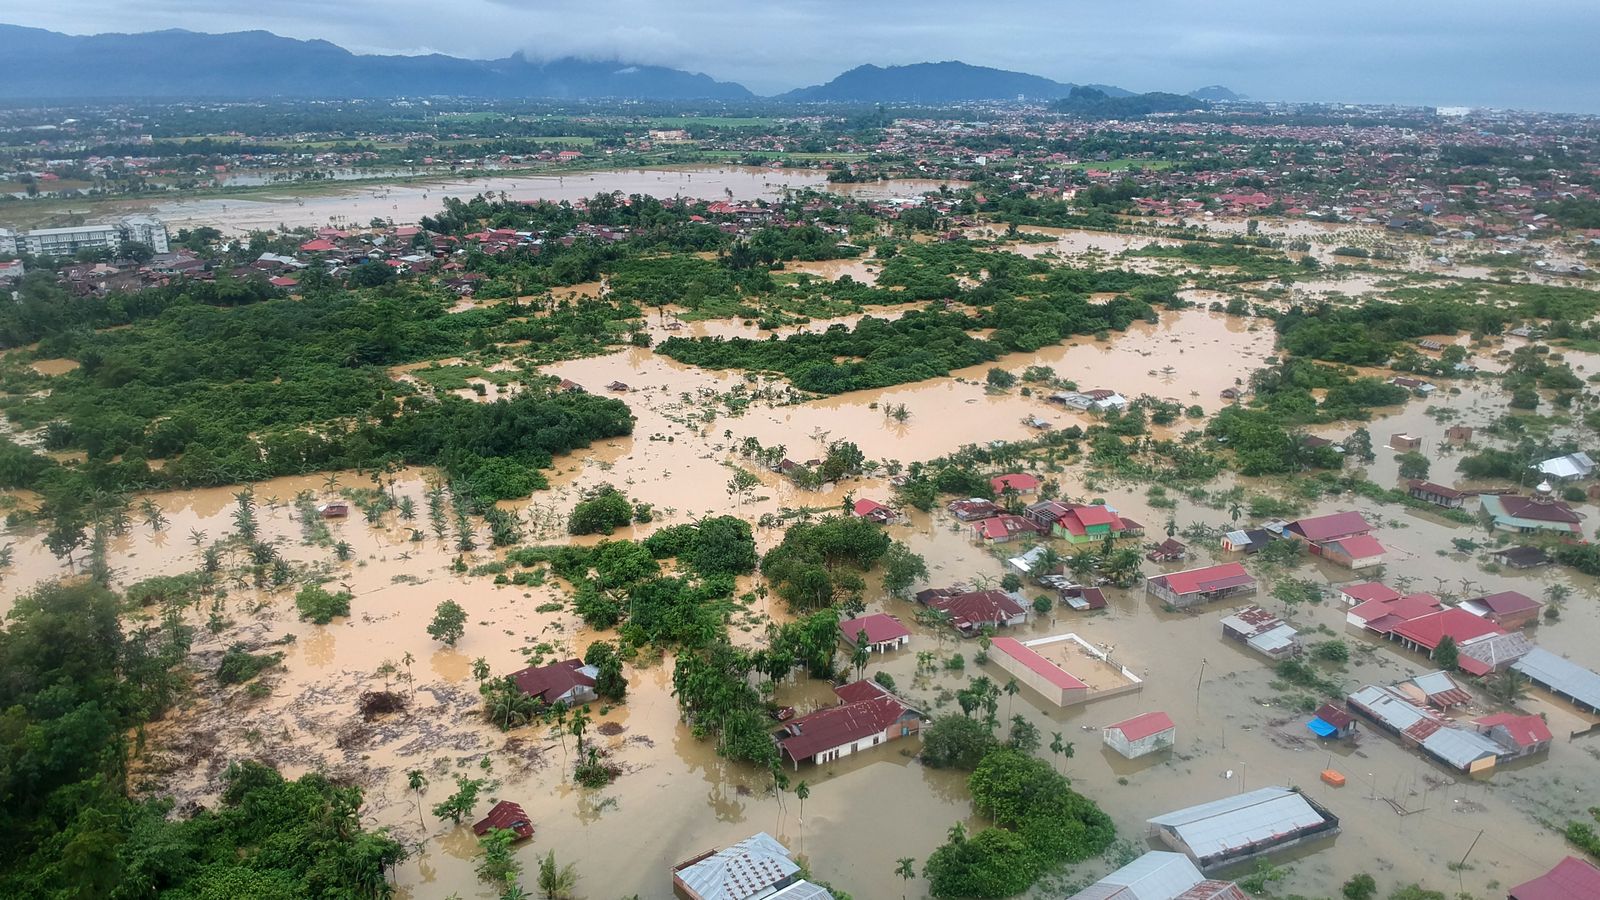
1342;673;1552;773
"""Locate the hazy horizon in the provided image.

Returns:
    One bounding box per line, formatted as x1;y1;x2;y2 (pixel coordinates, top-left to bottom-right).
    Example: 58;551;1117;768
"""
2;1;1599;112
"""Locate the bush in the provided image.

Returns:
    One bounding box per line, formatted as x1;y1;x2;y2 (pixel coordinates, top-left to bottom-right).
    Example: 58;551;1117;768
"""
568;484;634;535
217;646;283;684
295;584;352;624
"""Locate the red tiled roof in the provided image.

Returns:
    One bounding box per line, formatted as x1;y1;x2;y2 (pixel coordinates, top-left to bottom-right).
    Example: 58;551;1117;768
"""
1107;711;1175;742
991;473;1040;493
853;498;889;517
1509;856;1600;900
1392;608;1505;651
990;638;1088;691
1495;495;1583;524
510;659;594;703
299;239;337;252
1070;504;1117;528
974;515;1037;540
926;590;1027;628
775;686;915;761
1475;712;1553;747
838;613;910;646
472;800;532;837
1314;703;1352;730
1288;511;1373;542
1154;563;1254;596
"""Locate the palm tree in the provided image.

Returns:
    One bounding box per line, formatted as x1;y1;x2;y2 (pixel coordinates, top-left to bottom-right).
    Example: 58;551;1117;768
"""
1049;731;1075;771
1003;678;1020;718
895;857;917;898
794;780;810;852
1033;544;1064;579
1544;584;1572;613
1229;502;1244;524
536;851;578;899
407;769;428;833
1165;517;1178;539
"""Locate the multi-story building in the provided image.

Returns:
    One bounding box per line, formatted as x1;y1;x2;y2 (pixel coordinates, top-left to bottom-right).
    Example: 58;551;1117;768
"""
2;217;170;258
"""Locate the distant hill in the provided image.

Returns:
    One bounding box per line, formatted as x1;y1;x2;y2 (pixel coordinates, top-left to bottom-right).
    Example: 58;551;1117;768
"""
1189;85;1244;102
0;24;753;100
1054;87;1207;119
777;61;1130;103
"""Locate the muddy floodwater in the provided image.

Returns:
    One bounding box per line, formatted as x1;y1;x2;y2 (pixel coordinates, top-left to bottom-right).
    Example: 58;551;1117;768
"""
91;167;952;236
4;301;1599;898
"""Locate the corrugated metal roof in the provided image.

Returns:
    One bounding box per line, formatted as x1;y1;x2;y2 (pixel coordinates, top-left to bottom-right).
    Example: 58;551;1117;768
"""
675;833;799;900
1066;851;1204;900
1420;728;1502;769
1148;787;1329;860
1248;624;1300;655
1514;648;1600;710
1349;685;1431;732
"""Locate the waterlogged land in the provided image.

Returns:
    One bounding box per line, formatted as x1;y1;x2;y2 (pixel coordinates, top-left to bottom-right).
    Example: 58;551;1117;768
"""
5;169;1600;899
3;307;1599;899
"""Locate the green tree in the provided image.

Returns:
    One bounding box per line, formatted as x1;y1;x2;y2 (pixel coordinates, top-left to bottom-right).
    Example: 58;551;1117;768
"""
428;599;469;646
1432;634;1459;670
431;775;488;824
1396;451;1431;480
536;850;578;899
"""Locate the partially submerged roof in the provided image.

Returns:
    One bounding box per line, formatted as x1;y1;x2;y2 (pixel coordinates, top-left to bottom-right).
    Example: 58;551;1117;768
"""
1475;712;1553;747
674;832;800;900
1509;856;1600;900
1147;787;1331;862
837;613;910;646
1287;511;1372;542
1152;563;1254;596
1108;711;1176;741
1066;850;1205;900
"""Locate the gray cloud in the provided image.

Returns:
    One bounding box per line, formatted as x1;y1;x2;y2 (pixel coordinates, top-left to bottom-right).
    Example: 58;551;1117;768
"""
3;0;1598;111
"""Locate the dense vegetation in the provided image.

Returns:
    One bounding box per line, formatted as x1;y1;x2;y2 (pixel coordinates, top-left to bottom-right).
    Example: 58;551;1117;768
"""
0;580;402;897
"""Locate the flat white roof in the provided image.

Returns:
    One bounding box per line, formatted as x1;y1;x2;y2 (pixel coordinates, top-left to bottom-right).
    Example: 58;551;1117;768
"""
1149;787;1328;860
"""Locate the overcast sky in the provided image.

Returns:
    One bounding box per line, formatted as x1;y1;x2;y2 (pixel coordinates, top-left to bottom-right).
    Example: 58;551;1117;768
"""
5;0;1599;112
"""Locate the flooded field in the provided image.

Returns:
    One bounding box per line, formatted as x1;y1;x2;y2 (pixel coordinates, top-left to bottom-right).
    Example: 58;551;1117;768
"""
2;283;1596;897
6;167;955;236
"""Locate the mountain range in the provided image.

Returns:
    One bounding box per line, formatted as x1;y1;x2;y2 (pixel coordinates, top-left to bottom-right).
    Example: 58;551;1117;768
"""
0;24;1231;107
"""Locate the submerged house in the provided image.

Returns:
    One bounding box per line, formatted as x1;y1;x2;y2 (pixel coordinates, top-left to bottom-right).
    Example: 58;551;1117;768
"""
1480;483;1584;536
773;681;924;769
916;588;1029;635
671;833;832;900
837;613;911;653
1147;563;1257;609
510;659;598;706
1104;711;1177;759
471;801;534;841
1537;451;1596;482
1051;503;1145;544
990;637;1090;707
1285;512;1383;568
1473;713;1553;760
1066;851;1245;900
1459;590;1542;630
1508;856;1600;900
1147;787;1339;873
1346;684;1502;773
1407;480;1465;509
1219;606;1301;659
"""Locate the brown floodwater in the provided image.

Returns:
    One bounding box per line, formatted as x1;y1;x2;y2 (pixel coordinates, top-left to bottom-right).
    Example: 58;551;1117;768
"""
84;168;954;236
3;306;1597;897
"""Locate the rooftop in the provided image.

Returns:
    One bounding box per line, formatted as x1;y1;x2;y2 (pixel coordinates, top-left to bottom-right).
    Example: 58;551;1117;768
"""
1148;787;1333;862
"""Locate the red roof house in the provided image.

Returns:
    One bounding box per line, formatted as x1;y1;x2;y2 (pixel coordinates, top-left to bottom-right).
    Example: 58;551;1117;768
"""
1338;582;1401;606
916;588;1028;635
472;800;534;840
1147;563;1257;609
852;498;896;524
1347;592;1443;634
1319;534;1386;569
1473;712;1553;758
973;514;1039;544
510;659;598;705
1462;590;1542;629
1103;711;1176;758
837;613;911;652
1391;610;1505;674
990;473;1041;494
773;681;925;769
299;238;337;252
1509;856;1600;900
1286;511;1373;544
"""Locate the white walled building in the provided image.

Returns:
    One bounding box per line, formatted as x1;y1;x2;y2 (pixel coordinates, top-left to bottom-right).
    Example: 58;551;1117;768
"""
3;217;170;258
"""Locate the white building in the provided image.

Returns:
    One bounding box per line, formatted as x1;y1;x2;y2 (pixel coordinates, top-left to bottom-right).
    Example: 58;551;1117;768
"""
4;217;170;258
1104;711;1176;758
119;216;171;254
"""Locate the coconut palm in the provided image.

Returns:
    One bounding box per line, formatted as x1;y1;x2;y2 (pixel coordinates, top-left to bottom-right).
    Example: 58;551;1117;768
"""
536;851;578;899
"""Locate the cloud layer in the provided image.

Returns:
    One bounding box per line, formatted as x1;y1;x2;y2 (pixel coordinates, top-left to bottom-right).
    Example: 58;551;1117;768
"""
6;0;1599;111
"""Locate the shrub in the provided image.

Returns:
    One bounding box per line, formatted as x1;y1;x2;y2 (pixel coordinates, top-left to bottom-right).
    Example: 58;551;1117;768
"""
295;584;352;624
